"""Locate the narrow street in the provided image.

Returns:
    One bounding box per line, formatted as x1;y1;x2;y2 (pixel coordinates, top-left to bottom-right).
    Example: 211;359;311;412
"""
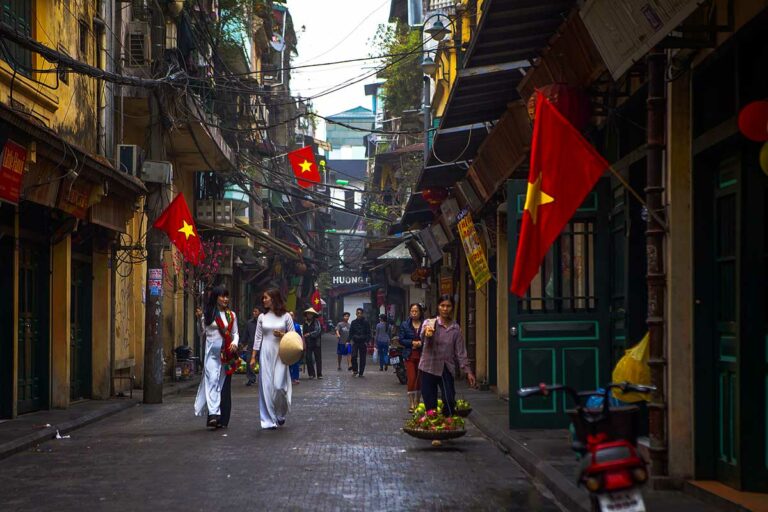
0;335;561;512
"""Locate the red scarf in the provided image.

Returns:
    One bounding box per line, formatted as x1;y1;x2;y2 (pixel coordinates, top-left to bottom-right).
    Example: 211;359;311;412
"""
215;309;239;375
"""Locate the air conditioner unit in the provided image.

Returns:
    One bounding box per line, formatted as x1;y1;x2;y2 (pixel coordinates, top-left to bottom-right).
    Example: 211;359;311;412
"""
117;144;139;176
126;21;150;67
141;160;173;184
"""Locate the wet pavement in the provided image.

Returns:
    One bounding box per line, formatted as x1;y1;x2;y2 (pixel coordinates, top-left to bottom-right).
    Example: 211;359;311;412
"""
0;335;562;512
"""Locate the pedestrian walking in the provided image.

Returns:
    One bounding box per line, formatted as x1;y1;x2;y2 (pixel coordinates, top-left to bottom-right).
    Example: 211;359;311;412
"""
243;307;261;386
194;285;240;429
335;312;351;371
250;288;295;430
399;303;424;412
419;295;476;416
375;314;391;371
349;308;371;377
303;307;323;379
289;311;302;385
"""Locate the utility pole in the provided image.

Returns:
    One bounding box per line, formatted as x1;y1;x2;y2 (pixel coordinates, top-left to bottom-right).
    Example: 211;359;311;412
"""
143;3;168;404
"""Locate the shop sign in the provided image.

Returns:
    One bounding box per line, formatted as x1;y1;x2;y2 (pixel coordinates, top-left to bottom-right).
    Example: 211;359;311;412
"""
439;276;453;296
331;273;369;286
57;179;93;219
0;140;27;205
457;209;492;289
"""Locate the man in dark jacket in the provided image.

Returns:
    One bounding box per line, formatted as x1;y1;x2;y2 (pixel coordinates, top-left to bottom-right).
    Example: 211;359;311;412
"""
348;308;371;377
243;307;261;385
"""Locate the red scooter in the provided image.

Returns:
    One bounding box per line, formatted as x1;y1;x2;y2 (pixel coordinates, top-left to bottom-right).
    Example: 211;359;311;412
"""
518;382;656;512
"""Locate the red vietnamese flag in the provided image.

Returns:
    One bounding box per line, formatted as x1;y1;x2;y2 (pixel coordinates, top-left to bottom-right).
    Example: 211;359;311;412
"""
153;193;205;266
287;146;321;188
509;92;608;296
310;289;322;312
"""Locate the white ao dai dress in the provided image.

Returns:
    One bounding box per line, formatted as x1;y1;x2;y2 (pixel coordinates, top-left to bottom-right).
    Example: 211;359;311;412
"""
254;311;294;428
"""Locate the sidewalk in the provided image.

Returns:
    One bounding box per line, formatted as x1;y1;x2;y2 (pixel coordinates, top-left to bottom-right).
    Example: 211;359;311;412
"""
0;376;200;461
461;384;749;512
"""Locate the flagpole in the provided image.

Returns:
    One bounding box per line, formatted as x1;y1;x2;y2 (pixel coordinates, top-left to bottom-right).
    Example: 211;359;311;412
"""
605;164;669;233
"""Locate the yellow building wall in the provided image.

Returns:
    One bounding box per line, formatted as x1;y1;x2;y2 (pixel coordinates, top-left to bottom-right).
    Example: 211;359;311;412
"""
0;1;99;149
51;235;71;409
113;204;147;391
91;249;111;399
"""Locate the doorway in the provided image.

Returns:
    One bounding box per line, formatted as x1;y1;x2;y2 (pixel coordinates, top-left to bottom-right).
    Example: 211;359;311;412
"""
17;240;50;414
506;179;611;428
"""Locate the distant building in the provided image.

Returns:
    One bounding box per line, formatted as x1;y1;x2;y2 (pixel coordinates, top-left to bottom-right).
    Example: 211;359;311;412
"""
326;107;374;160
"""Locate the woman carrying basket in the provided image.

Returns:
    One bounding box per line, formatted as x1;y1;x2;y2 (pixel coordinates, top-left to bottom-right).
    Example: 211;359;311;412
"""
419;295;476;416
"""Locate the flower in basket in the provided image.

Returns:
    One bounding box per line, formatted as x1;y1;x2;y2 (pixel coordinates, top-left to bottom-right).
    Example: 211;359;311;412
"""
406;409;465;432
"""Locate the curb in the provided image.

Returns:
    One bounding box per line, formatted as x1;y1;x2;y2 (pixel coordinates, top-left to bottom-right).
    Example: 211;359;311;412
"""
0;377;200;462
0;400;138;462
468;407;591;512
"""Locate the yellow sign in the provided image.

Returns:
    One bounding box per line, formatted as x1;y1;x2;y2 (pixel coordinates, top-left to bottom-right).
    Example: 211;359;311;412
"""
457;210;491;289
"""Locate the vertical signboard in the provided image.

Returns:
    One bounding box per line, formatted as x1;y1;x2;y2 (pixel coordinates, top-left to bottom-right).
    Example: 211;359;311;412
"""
456;209;492;289
0;140;27;205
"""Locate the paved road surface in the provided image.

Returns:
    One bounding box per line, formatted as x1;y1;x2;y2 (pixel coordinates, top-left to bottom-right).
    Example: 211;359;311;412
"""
0;335;562;512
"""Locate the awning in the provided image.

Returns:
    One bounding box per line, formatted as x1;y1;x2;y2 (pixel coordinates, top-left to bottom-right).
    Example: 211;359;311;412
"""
0;103;146;197
377;240;413;260
416;160;470;191
390;192;433;235
235;219;302;261
426;0;576;168
197;220;246;238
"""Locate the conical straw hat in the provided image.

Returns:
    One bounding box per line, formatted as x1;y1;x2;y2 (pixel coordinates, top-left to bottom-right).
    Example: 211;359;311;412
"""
279;331;304;365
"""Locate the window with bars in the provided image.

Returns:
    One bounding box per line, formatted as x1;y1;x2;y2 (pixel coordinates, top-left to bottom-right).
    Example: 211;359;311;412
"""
0;0;33;77
517;220;597;313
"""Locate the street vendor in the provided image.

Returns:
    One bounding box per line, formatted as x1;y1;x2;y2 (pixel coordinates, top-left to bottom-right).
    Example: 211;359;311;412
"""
419;295;476;416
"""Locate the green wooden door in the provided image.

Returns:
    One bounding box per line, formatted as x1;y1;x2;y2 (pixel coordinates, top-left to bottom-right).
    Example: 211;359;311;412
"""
694;149;768;492
712;159;740;486
70;259;92;401
17;241;49;414
507;179;611;428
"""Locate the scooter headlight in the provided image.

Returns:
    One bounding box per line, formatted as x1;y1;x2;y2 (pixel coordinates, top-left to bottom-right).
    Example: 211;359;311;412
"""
632;467;648;483
585;476;602;492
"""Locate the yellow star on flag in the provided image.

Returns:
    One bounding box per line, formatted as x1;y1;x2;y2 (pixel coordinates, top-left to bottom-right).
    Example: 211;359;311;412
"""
299;159;313;173
178;220;196;240
524;173;554;224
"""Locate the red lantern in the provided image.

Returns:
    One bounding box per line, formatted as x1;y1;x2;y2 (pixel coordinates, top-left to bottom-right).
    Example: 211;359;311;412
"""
527;84;592;131
421;188;448;213
737;100;768;142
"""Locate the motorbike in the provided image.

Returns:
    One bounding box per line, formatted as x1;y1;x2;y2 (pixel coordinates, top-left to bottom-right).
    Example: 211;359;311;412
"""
518;381;656;512
388;343;407;385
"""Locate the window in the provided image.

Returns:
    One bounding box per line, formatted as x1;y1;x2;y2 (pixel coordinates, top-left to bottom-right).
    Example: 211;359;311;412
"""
57;45;69;85
79;20;88;55
518;220;597;313
0;0;33;77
